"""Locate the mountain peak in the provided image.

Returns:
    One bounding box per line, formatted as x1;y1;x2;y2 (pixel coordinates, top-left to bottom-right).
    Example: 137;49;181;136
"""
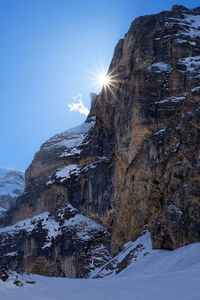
172;5;189;12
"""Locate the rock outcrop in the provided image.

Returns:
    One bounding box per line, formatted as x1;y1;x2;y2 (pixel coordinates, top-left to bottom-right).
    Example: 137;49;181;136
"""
0;5;200;277
0;203;111;277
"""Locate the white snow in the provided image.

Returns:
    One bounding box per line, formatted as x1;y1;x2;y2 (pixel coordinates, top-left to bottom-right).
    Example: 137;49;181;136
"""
0;204;105;249
153;128;166;135
0;212;51;235
165;14;200;37
81;157;110;173
92;231;152;278
63;212;104;241
191;86;200;93
0;206;7;214
172;143;180;153
155;95;186;104
180;14;200;37
167;203;183;216
178;56;200;77
155;34;170;40
47;157;110;184
4;252;18;257
158;14;200;48
54;164;80;182
147;62;173;73
175;39;196;46
1;238;200;300
0;211;60;251
43;121;95;158
189;41;197;46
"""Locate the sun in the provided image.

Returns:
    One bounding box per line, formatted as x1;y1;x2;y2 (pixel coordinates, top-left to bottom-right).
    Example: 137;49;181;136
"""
88;67;118;94
97;72;111;88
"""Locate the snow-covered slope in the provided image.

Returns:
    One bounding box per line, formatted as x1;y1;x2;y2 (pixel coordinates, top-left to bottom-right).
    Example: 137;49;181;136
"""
0;236;200;300
0;169;24;211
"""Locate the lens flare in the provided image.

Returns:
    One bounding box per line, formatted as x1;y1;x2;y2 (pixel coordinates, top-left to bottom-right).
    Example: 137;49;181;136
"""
97;72;111;88
86;66;119;97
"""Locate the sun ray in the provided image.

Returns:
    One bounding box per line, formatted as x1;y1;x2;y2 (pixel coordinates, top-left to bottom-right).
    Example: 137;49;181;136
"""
84;65;120;97
95;69;119;90
97;72;111;88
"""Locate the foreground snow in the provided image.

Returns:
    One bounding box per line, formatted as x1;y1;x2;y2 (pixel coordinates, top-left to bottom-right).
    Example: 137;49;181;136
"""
1;241;200;300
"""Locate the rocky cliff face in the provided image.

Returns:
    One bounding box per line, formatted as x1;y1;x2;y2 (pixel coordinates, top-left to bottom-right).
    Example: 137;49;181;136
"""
98;4;200;252
0;5;200;277
0;169;24;214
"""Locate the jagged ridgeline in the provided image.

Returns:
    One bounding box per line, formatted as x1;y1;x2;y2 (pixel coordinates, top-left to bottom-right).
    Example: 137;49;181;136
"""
0;5;200;278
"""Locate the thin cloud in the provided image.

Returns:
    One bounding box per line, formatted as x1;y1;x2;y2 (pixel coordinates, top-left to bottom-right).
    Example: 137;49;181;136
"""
68;94;89;117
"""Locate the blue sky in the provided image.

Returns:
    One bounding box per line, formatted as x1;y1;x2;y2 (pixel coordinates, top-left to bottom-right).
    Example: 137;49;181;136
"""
0;0;198;170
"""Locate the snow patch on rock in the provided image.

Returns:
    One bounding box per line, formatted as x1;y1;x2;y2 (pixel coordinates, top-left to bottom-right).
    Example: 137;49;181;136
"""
47;157;110;185
43;120;95;158
147;62;173;73
155;95;186;104
153;128;166;135
178;56;200;78
0;203;106;250
191;86;200;93
167;203;183;216
91;231;152;278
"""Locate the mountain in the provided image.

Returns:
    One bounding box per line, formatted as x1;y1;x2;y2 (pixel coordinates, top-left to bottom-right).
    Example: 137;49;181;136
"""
0;169;24;213
0;5;200;278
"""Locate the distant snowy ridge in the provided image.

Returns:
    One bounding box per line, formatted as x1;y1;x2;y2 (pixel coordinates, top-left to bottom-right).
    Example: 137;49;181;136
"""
0;168;24;210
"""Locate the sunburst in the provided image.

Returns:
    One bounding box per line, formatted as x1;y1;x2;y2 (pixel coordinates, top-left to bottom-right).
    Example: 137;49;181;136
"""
96;71;111;88
85;66;119;100
94;68;118;92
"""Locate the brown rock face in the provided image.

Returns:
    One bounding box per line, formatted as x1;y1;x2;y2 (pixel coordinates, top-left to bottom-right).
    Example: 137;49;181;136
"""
91;4;200;252
0;5;200;277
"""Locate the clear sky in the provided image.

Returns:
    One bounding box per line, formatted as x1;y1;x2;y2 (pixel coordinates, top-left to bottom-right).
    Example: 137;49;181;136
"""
0;0;198;171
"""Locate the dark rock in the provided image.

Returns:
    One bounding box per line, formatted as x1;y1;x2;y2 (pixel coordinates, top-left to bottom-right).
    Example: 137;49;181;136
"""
26;280;36;284
0;269;9;282
13;279;23;287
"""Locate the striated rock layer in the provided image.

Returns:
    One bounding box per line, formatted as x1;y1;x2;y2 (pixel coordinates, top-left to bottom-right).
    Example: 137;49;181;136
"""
0;5;200;277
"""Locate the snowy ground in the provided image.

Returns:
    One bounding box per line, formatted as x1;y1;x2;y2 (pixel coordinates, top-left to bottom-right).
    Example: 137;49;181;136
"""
1;242;200;300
